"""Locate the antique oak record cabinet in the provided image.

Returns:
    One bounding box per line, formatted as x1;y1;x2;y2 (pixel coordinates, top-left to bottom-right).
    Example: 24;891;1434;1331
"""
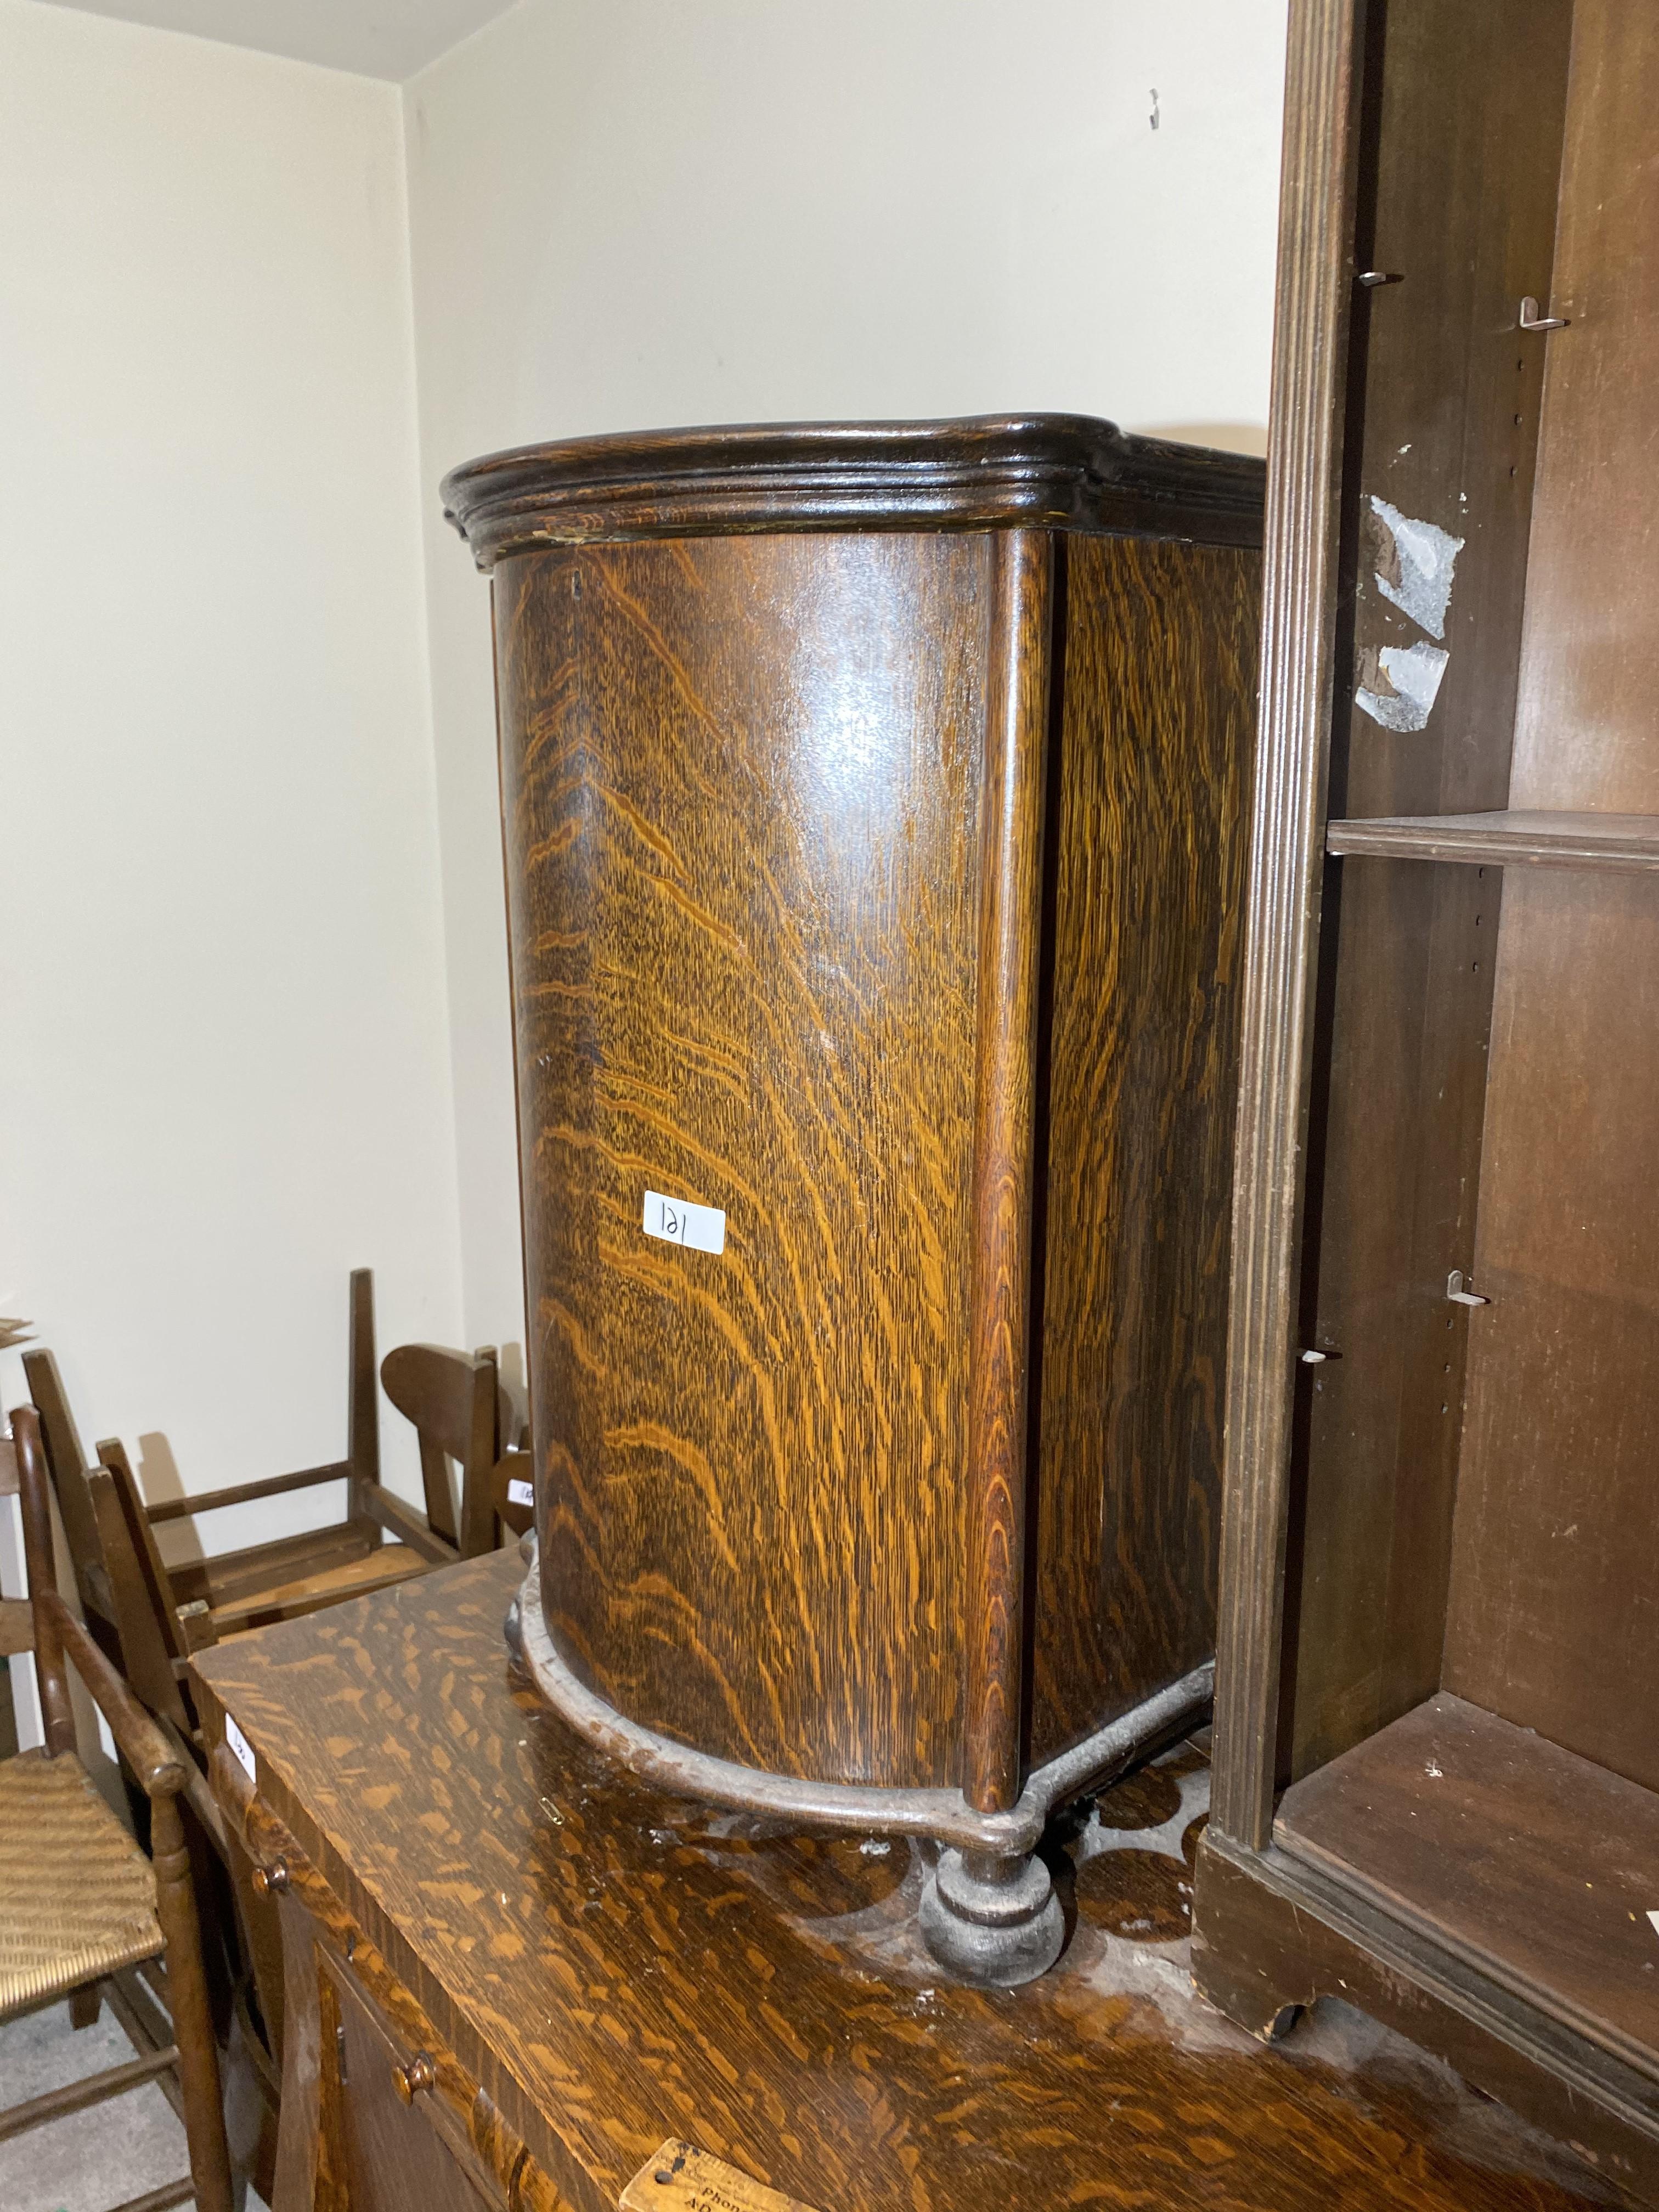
443;414;1263;1982
1195;0;1659;2198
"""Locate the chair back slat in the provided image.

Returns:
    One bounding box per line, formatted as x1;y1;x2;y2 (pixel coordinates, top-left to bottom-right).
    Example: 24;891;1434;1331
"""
20;1350;111;1632
97;1442;189;1667
89;1448;196;1736
346;1267;379;1491
380;1344;499;1557
12;1407;77;1757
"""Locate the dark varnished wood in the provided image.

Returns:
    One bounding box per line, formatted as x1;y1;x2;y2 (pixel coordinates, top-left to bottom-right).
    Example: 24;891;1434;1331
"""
443;415;1266;568
1196;1829;1658;2202
962;529;1051;1816
1442;866;1659;1791
381;1341;501;1559
1327;810;1659;871
1280;0;1572;1787
1209;0;1367;1854
144;1460;353;1528
1275;1694;1659;2079
1203;0;1659;2190
1509;0;1659;817
194;1554;1616;2212
1032;535;1259;1768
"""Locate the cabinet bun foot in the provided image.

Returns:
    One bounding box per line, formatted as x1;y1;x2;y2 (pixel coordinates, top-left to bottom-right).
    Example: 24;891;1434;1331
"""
918;1848;1065;1987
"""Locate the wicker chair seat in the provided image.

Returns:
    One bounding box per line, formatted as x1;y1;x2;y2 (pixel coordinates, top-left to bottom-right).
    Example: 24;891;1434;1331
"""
0;1750;161;2015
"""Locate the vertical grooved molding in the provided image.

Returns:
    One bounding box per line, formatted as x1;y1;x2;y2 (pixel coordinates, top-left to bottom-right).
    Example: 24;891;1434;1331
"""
1211;0;1367;1850
963;529;1053;1818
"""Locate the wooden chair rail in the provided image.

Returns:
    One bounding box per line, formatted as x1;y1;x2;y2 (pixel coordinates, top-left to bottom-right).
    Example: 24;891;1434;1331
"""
144;1458;353;1526
360;1484;461;1566
41;1587;185;1800
0;2044;180;2142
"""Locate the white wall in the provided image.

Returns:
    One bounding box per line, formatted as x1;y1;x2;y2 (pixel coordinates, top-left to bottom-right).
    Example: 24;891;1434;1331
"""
0;0;464;1557
0;0;1288;1559
403;0;1289;1351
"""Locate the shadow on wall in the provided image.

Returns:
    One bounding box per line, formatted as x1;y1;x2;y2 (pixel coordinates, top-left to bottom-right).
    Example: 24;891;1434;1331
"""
137;1432;212;1574
1136;422;1268;456
494;1342;529;1445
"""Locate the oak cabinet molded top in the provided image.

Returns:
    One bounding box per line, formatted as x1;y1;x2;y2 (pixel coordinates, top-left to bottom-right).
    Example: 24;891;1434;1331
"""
441;413;1266;565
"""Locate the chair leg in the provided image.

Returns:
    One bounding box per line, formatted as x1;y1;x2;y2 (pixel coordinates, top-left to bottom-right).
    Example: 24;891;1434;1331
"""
69;1983;103;2029
150;1791;235;2212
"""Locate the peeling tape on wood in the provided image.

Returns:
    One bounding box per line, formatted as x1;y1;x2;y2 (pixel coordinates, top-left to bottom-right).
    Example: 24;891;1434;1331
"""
1357;639;1451;732
1355;496;1465;733
620;2141;823;2212
1368;496;1463;639
224;1713;256;1785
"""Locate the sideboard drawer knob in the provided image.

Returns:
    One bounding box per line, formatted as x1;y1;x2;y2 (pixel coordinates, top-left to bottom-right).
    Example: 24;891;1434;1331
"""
392;2053;437;2103
251;1859;290;1897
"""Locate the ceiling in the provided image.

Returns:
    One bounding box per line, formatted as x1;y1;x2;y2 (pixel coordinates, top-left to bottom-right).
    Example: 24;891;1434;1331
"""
37;0;518;80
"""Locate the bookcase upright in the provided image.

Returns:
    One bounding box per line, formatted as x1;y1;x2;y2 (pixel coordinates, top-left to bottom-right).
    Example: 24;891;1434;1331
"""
1195;1;1659;2199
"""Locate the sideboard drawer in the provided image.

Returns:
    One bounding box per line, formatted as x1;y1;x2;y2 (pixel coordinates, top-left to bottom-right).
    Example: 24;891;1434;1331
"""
205;1748;574;2212
322;1950;505;2212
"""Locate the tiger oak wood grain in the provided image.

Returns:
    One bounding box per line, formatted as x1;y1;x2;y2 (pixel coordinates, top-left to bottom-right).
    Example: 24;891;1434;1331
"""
963;529;1051;1815
496;530;987;1788
1031;534;1259;1769
193;1556;1612;2212
470;417;1267;1833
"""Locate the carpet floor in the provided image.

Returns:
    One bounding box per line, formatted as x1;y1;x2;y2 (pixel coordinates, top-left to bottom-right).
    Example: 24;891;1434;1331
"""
0;1995;268;2212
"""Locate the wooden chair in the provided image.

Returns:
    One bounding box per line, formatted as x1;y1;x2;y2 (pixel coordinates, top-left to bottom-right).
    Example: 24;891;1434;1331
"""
0;1406;234;2212
380;1341;515;1560
24;1269;458;1655
39;1401;466;2197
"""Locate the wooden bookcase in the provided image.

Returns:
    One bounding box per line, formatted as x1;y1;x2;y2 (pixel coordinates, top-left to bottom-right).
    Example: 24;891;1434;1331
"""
1194;0;1659;2199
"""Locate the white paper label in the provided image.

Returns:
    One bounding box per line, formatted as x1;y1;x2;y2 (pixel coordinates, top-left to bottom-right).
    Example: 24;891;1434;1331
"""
642;1190;726;1255
507;1477;535;1508
225;1712;256;1785
1647;1909;1659;1939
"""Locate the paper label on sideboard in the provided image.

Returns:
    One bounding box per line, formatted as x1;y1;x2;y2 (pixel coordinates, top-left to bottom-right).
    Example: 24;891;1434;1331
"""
507;1477;534;1508
620;2141;822;2212
225;1712;256;1785
642;1190;726;1254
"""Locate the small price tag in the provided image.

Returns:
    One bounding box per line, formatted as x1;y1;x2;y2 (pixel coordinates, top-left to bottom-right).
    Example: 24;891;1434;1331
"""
224;1713;256;1785
507;1477;534;1508
642;1190;726;1255
620;2142;822;2212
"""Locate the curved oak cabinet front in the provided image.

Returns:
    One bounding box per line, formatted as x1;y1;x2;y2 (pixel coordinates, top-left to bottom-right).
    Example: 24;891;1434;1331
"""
444;416;1263;1982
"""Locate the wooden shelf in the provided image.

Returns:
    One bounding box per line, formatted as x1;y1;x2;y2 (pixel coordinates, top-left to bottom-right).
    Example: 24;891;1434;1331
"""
1326;809;1659;872
1274;1693;1659;2084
